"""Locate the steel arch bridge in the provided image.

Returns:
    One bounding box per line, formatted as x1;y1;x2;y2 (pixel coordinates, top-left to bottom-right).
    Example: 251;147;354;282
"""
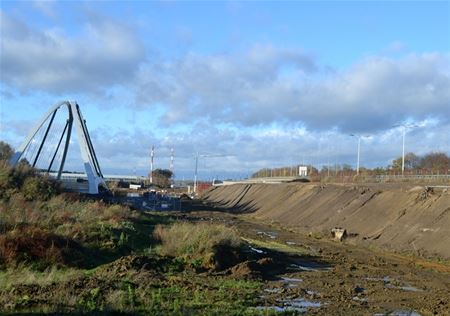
9;101;107;194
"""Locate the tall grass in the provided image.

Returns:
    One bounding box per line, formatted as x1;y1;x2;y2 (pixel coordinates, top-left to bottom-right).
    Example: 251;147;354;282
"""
0;164;137;267
0;264;83;289
153;222;242;270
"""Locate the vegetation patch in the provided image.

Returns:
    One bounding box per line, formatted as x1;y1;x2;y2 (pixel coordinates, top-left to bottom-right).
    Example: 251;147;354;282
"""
153;222;243;271
0;226;83;269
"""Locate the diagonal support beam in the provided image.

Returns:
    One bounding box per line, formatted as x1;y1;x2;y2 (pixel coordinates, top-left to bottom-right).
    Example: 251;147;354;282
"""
10;100;107;194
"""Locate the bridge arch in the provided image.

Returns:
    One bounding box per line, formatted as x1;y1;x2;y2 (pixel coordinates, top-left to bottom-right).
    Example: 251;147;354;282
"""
10;101;107;194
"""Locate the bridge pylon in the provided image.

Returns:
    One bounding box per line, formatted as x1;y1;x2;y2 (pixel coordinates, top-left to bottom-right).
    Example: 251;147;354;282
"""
10;101;107;194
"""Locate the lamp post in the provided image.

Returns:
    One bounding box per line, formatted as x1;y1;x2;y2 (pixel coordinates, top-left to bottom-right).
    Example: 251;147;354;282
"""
392;124;419;175
350;134;361;175
349;134;370;175
194;152;199;193
193;153;233;193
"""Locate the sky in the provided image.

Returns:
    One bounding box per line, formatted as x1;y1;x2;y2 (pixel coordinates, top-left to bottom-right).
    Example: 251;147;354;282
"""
0;1;449;180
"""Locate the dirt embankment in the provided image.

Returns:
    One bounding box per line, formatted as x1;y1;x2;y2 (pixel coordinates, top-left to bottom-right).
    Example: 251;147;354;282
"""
202;183;450;259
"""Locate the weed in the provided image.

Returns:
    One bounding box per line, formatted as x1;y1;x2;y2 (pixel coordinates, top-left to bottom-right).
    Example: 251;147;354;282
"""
153;222;242;270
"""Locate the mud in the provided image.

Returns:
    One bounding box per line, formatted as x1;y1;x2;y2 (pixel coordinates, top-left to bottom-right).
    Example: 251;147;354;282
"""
187;211;450;315
202;183;450;259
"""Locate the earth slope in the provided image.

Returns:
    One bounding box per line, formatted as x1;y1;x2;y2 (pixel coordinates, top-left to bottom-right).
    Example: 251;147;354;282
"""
202;183;450;259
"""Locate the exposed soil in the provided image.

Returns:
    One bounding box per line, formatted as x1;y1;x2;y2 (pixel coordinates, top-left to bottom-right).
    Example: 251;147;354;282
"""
184;210;450;315
201;182;450;259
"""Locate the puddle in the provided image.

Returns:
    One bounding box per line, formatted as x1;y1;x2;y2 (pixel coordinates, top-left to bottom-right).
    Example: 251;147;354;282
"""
391;311;421;316
385;284;423;292
256;297;322;313
365;276;422;292
257;231;278;239
280;277;303;283
289;263;332;272
366;276;391;283
249;246;266;254
374;311;421;316
279;276;303;288
264;288;282;294
398;286;423;292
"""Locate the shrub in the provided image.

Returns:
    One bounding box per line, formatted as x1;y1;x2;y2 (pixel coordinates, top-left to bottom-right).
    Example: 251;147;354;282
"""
0;227;84;268
153;222;242;270
0;163;59;200
22;176;59;201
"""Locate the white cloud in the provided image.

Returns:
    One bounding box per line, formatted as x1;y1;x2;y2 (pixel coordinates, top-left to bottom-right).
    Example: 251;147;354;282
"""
136;51;450;133
0;11;146;94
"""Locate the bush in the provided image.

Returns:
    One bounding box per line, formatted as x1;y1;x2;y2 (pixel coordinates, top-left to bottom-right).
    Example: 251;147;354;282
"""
0;163;59;200
22;176;59;201
153;222;242;270
0;227;83;269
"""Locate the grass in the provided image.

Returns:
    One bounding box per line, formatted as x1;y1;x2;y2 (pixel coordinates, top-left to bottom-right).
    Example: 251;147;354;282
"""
0;264;84;289
153;222;243;270
0;164;271;315
0;170;145;268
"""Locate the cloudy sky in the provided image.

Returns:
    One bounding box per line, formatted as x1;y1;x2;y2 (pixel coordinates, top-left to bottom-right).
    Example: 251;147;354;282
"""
1;1;449;180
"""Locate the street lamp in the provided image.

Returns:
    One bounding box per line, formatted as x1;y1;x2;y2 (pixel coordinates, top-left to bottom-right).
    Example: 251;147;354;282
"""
392;124;419;175
193;152;233;193
349;134;370;175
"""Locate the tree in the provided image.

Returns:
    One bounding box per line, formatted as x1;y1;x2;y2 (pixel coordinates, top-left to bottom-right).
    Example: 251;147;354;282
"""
342;164;353;172
404;152;421;169
0;141;14;162
420;152;450;171
150;169;173;188
390;152;421;171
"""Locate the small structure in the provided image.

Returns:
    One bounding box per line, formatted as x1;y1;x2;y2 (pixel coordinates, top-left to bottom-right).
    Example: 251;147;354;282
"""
129;184;142;190
299;166;308;177
331;227;347;242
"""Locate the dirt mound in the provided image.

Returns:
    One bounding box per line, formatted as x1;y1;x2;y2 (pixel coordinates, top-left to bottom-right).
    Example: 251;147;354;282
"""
229;257;285;280
202;183;450;259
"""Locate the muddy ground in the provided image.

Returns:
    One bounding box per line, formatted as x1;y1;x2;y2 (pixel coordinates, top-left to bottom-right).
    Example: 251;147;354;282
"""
182;209;450;315
1;203;449;315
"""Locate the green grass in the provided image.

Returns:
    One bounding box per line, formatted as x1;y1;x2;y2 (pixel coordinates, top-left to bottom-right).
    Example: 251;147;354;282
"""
0;265;84;289
0;165;273;315
153;222;243;270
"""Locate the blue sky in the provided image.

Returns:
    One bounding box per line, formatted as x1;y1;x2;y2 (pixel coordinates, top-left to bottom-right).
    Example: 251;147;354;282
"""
1;1;449;179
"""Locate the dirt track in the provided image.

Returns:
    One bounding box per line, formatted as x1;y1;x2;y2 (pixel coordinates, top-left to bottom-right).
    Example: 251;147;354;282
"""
202;183;450;260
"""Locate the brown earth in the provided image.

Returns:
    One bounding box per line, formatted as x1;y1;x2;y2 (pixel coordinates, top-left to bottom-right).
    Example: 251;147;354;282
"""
185;211;450;315
201;183;450;260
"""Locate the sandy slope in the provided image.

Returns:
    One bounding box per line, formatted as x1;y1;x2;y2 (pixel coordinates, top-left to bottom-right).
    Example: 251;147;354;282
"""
202;183;450;259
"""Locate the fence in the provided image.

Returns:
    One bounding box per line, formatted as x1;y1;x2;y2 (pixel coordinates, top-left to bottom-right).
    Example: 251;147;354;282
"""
252;168;450;184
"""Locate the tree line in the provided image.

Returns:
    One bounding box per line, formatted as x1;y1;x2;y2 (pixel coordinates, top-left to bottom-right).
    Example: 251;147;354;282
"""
252;151;450;178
